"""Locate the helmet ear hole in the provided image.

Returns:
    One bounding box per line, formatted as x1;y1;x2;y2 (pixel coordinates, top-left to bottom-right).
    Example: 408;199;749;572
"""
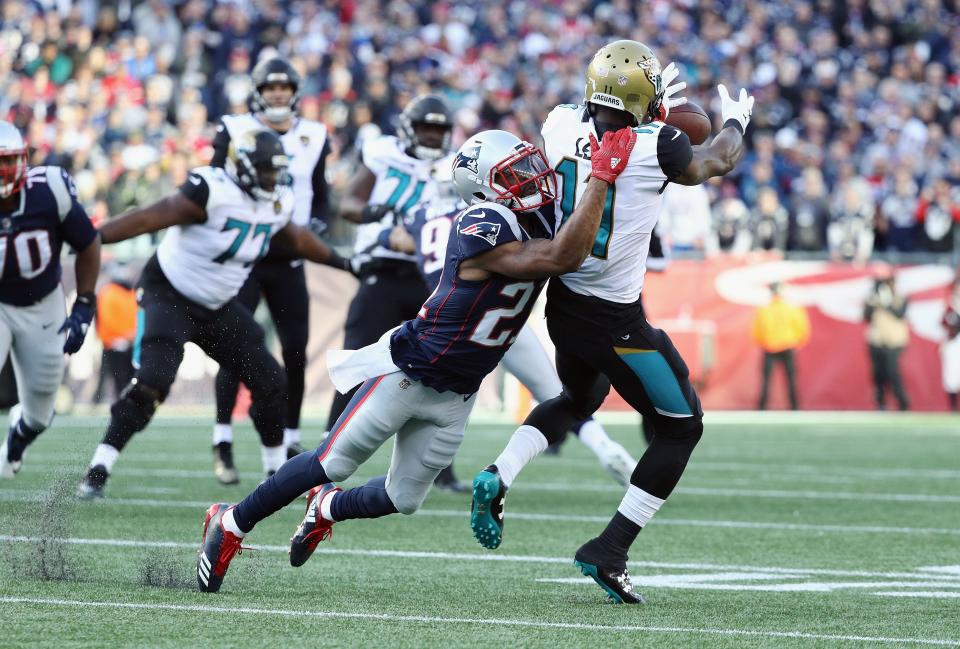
473;192;486;201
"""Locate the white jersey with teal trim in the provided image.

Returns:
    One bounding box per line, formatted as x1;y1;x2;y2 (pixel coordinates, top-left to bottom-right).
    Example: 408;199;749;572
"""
541;104;692;303
220;113;327;227
353;134;454;261
157;166;293;310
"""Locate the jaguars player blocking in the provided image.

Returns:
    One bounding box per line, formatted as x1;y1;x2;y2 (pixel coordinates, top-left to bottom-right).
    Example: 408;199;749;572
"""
194;126;637;593
209;57;332;484
77;129;355;499
0;121;100;478
471;40;754;604
384;178;636;485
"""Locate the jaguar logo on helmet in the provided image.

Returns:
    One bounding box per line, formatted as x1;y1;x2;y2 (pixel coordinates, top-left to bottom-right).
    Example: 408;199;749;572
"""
638;58;664;95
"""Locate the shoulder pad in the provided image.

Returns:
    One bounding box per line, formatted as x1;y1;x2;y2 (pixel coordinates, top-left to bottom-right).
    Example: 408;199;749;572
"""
221;113;260;140
542;104;584;134
458;202;522;243
44;166;77;221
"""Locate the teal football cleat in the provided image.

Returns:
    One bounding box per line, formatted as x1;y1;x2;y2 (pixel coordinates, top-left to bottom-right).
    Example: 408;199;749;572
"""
470;465;507;549
573;538;645;604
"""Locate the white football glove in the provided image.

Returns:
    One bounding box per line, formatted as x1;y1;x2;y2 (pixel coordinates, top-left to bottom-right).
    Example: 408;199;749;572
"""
659;61;687;119
717;84;755;133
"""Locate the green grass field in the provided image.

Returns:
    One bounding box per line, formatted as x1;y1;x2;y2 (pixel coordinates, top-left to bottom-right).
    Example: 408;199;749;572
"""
1;412;958;648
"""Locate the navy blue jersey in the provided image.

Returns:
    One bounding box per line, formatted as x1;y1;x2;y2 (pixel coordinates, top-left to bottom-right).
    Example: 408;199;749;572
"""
390;201;557;394
0;166;97;306
396;195;464;289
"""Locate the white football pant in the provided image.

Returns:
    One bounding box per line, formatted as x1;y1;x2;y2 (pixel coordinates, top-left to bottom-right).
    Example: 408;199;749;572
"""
319;371;476;515
0;287;66;430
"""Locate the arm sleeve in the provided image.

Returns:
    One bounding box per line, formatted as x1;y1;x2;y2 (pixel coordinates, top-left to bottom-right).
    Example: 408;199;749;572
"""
209;121;230;168
309;138;332;224
656;126;694;180
455;207;522;262
56;170;98;251
177;171;211;210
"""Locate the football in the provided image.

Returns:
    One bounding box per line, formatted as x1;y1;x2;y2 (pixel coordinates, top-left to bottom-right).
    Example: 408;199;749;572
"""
667;101;712;145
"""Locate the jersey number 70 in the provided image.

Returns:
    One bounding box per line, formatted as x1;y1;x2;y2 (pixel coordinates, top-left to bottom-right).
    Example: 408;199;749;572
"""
555;158;614;259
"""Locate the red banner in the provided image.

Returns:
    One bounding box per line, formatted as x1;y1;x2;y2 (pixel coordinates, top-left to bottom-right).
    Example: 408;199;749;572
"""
603;254;955;411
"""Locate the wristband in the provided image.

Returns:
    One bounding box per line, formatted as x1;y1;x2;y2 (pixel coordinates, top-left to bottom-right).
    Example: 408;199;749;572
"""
722;119;744;135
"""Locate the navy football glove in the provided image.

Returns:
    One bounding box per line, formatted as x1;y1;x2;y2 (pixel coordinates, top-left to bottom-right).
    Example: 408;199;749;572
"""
59;292;95;354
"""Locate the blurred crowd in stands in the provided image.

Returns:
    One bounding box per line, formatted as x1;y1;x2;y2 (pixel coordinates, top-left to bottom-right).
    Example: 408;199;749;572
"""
1;0;958;260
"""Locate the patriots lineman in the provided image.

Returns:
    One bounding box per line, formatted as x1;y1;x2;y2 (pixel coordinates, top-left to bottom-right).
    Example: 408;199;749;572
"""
471;40;754;604
0;121;101;478
195;126;637;593
77;129;355;499
209;57;332;483
385;179;636;486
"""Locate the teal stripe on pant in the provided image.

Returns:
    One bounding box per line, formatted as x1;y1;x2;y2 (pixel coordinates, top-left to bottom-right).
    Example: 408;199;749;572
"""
614;348;692;417
131;309;145;369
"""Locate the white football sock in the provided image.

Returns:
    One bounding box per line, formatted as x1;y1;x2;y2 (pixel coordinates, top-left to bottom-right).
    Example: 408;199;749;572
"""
493;424;548;488
618;485;665;528
213;424;233;446
260;444;286;474
319;488;337;522
575;418;609;456
90;444;120;472
283;428;301;447
221;507;247;538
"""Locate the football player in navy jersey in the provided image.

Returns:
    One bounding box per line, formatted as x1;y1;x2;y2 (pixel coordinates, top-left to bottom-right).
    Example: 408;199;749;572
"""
0;121;101;479
195;126;638;593
382;182;637;487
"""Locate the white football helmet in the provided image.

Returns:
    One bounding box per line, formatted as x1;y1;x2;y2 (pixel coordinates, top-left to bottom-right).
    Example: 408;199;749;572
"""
0;121;28;198
451;130;556;212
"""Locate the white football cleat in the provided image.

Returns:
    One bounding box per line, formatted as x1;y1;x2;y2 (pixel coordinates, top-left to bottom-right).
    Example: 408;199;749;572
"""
0;428;23;479
598;441;636;487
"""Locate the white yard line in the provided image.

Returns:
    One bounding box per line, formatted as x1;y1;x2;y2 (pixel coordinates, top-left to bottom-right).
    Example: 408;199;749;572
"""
875;591;960;599
1;490;958;535
0;597;956;646
3;534;960;581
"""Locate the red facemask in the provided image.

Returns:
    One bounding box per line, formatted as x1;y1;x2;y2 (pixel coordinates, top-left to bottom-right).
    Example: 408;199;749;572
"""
488;143;557;211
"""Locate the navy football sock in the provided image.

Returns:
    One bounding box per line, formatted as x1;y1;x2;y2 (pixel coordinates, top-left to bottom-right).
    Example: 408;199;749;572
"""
330;475;398;521
233;447;329;533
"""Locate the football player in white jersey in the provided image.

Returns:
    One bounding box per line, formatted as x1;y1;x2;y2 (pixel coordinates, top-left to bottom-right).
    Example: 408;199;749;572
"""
472;40;755;604
383;179;637;486
330;94;464;490
208;57;331;484
77;130;357;499
0;121;101;479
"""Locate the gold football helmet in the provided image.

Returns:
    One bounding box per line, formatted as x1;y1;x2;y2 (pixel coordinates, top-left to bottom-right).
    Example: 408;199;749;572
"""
584;40;664;124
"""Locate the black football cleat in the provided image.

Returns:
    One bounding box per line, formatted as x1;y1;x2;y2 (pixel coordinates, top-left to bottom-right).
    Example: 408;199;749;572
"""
573;538;645;604
213;442;239;485
289;483;340;567
434;465;469;493
197;503;248;593
470;465;507;549
286;442;307;460
77;465;109;500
